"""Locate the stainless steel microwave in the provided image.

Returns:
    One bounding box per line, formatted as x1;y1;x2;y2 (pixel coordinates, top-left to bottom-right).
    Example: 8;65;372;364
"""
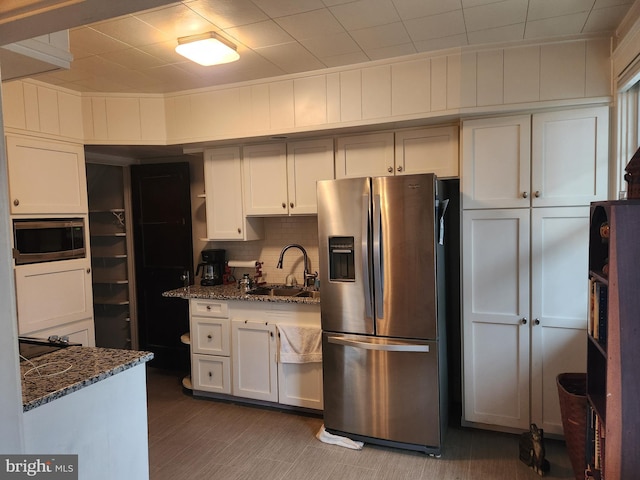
13;218;86;265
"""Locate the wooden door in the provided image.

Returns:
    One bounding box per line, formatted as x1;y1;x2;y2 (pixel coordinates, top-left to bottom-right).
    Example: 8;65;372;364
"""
462;208;530;429
395;125;459;177
531;106;609;207
243;143;288;215
131;162;193;370
286;138;334;215
530;206;589;435
335;132;394;178
461;115;531;209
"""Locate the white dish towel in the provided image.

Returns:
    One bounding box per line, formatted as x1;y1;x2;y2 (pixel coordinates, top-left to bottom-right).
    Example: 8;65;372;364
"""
316;425;364;450
277;324;322;363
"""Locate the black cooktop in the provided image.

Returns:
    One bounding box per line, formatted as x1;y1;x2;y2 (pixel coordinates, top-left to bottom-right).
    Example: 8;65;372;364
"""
18;336;80;360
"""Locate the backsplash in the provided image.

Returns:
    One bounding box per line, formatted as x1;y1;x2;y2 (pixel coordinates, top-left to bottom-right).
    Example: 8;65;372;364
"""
206;216;319;286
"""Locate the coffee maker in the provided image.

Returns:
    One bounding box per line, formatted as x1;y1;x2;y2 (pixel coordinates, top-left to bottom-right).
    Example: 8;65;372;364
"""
196;249;225;286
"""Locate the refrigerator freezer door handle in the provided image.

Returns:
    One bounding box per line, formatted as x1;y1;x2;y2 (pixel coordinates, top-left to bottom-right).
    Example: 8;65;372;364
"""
373;194;383;318
327;336;430;353
362;194;373;319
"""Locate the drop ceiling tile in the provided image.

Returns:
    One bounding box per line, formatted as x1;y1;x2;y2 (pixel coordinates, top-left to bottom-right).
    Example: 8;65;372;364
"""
99;47;167;70
527;0;593;21
404;10;466;42
366;42;417;60
584;4;633;32
594;0;633;7
275;8;345;40
187;0;269;28
90;15;169;47
69;27;130;55
414;33;468;52
392;0;462;19
321;0;353;6
301;32;362;57
137;40;185;64
254;42;326;73
524;12;588;39
320;51;370;67
462;0;506;7
350;22;411;51
467;22;525;43
225;20;293;49
135;3;215;39
330;0;400;31
464;0;528;32
251;0;326;18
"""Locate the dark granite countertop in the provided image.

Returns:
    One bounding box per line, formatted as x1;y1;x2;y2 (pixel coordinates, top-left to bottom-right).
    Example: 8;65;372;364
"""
162;284;321;305
20;346;153;412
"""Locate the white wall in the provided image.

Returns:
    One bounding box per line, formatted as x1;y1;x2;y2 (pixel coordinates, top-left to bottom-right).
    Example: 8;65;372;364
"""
0;66;26;453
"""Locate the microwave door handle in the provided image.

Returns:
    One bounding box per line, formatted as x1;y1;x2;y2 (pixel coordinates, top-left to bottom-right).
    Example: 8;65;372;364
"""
362;194;373;320
373;193;383;319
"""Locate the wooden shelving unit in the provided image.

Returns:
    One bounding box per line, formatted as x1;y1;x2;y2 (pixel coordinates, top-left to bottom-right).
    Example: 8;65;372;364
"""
586;200;640;479
87;163;137;350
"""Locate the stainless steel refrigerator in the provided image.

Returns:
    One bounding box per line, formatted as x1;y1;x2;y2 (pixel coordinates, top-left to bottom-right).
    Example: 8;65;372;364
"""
317;173;449;455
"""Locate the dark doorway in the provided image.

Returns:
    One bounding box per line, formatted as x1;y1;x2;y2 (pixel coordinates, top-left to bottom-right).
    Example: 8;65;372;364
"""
130;162;193;371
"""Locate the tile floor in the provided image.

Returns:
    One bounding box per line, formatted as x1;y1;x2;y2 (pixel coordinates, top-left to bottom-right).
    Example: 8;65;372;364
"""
146;368;575;480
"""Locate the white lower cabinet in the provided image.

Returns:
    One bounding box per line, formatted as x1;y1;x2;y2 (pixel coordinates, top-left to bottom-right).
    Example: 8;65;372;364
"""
278;362;323;410
232;320;278;402
188;299;323;410
462;206;590;434
190;299;232;394
192;353;231;394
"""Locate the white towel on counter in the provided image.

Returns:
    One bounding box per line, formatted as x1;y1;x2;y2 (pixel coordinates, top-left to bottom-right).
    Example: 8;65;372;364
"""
277;324;322;363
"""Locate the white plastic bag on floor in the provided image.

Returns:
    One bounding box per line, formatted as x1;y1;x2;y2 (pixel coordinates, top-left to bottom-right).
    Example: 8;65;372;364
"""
316;425;364;450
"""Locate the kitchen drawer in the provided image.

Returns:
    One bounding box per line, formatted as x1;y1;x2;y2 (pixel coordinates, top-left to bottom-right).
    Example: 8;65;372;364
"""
191;317;230;356
192;354;231;394
190;299;229;318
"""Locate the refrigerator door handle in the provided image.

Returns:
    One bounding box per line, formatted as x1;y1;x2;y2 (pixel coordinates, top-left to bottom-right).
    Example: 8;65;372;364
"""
373;193;383;318
362;193;373;319
327;336;430;353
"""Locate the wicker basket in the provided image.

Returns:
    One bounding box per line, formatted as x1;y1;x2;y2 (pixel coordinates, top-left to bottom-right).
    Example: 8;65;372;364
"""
557;373;587;480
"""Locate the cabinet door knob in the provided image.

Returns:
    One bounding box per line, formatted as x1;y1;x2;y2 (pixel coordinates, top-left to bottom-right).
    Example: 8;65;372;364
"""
522;192;528;199
521;317;527;325
86;268;91;274
208;371;212;378
534;191;540;198
387;166;393;173
13;199;19;206
237;228;241;234
534;318;540;325
206;305;211;311
290;202;294;209
397;166;403;172
282;202;286;209
207;334;212;340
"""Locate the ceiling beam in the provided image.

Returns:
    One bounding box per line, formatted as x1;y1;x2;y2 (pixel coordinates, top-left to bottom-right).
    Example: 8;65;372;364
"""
0;0;178;46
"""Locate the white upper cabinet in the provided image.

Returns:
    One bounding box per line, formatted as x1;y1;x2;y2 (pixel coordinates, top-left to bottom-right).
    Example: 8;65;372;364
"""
204;147;263;241
395;126;459;178
335;132;395;178
243;143;288;216
286;138;335;215
531;107;609;207
243;140;334;216
462;106;609;209
462;115;531;209
6;135;88;215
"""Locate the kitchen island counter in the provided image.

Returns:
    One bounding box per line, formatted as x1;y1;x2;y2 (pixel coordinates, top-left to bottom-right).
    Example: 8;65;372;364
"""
163;284;320;304
21;346;153;412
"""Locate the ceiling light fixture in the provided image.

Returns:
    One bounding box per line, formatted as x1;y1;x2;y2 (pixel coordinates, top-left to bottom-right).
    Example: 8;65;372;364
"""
175;31;240;66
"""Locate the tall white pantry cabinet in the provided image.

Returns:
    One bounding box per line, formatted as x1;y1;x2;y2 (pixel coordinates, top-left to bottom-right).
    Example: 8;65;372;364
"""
461;106;609;435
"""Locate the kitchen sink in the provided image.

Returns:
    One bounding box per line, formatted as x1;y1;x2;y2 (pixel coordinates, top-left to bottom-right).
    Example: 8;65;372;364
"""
247;286;320;299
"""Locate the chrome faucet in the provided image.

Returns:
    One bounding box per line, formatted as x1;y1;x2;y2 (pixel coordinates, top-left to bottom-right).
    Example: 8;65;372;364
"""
276;244;317;288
